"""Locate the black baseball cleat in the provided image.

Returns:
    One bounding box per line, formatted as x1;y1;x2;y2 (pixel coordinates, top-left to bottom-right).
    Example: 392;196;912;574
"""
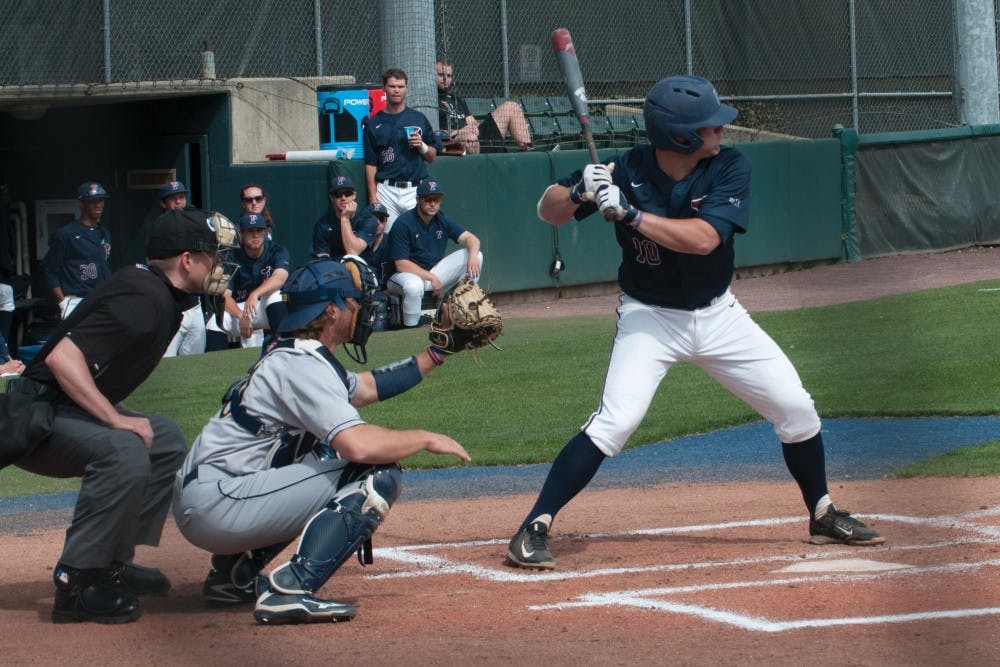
51;564;143;624
102;561;171;597
253;577;356;625
202;568;259;606
809;506;885;546
506;521;556;570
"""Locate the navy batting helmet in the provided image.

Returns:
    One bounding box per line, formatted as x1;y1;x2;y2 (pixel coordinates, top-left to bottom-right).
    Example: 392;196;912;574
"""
643;76;737;154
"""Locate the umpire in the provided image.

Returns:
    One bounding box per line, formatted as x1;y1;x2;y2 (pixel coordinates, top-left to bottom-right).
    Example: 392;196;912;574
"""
12;208;229;624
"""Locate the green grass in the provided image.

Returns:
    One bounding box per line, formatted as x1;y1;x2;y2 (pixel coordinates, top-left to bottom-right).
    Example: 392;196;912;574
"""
891;440;1000;477
3;279;999;497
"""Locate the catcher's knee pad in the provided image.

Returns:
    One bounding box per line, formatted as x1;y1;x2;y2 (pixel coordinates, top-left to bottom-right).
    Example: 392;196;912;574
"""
272;465;402;594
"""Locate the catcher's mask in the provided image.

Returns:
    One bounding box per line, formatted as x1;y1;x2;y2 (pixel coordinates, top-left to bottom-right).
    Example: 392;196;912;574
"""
278;257;379;363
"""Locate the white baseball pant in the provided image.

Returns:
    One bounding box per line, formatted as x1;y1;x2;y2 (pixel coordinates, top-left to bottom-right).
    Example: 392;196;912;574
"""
205;291;282;348
583;290;821;457
386;249;483;327
375;182;417;234
163;301;207;357
58;295;84;319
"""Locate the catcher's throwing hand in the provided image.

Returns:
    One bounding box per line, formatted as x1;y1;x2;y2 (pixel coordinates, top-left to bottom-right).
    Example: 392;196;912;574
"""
597;184;640;224
429;278;503;353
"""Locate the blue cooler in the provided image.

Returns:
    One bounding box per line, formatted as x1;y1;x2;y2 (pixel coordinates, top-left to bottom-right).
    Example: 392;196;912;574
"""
317;85;369;159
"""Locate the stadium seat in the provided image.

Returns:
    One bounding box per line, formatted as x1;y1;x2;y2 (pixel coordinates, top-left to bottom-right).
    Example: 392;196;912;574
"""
547;96;573;115
527;116;559;148
519;97;551;116
607;113;638;147
464;97;496;118
554;114;584;150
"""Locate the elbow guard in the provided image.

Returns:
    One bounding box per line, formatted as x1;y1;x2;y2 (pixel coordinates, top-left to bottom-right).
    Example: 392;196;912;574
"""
372;356;422;401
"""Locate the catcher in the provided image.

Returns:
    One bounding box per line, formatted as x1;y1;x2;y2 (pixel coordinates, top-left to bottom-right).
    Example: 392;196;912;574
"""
171;257;498;624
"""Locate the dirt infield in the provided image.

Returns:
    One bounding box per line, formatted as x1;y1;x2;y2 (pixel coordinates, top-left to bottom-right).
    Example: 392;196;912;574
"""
2;248;999;665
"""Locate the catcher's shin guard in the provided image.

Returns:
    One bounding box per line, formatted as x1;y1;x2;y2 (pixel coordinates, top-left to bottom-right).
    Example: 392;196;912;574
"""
270;464;402;594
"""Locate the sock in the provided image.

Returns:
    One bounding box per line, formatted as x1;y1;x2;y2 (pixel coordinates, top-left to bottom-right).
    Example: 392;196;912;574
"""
781;433;830;517
205;330;230;352
518;432;606;533
265;301;287;335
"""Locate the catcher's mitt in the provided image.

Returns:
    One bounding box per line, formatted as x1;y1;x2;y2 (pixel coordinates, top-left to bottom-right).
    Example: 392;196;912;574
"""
429;278;503;353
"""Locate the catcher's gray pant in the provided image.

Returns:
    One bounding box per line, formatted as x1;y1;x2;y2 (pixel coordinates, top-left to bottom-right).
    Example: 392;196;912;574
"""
16;404;187;569
172;453;360;555
386;249;484;326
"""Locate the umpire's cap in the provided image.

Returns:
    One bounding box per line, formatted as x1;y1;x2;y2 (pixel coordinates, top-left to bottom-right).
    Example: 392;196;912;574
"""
278;259;364;334
77;181;110;200
158;180;188;200
147;208;220;259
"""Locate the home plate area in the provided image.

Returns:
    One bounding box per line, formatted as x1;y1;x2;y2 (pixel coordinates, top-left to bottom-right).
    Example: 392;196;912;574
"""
370;505;1000;633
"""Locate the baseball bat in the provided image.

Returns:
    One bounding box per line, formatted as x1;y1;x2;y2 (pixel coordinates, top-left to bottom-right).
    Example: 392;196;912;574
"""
551;28;601;162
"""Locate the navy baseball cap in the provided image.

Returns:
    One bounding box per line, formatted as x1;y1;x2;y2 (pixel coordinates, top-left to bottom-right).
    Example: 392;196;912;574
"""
239;212;267;230
279;260;364;334
369;202;389;219
77;181;109;200
158;180;188;200
416;179;444;198
147;208;219;259
328;175;355;192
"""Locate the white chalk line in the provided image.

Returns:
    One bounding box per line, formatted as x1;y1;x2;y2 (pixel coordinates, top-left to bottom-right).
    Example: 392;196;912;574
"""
366;508;1000;630
370;509;1000;583
531;559;1000;632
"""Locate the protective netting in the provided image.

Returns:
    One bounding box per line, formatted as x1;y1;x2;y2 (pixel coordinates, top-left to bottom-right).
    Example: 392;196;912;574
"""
0;0;989;137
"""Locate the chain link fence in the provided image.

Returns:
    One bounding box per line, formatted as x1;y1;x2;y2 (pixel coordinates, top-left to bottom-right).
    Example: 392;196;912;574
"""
1;0;991;137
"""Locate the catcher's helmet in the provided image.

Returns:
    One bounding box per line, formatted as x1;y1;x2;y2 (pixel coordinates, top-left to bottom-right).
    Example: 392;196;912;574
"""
279;260;365;334
643;76;737;154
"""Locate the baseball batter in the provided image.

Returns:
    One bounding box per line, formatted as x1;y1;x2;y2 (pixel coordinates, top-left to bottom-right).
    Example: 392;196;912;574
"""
363;68;438;231
172;258;470;624
506;75;883;570
42;181;113;319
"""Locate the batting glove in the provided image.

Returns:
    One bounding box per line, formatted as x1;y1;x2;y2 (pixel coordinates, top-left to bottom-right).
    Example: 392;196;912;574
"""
597;184;639;225
569;162;615;203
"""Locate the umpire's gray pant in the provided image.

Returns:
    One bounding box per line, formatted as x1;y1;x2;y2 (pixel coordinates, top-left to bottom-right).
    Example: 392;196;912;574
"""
16;404;187;569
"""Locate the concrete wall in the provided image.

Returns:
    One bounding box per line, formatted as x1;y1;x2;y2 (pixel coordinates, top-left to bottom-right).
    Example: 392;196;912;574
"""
228;76;355;164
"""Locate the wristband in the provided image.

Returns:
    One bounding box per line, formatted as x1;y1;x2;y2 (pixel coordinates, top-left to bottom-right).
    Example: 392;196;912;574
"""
627;209;643;230
418;142;429;155
427;346;447;366
373;356;423;400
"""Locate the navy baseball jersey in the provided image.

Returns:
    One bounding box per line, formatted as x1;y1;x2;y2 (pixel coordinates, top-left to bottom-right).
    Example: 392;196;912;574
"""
564;144;751;309
386;208;466;272
309;208;378;258
41;220;113;296
228;239;291;302
363;108;437;182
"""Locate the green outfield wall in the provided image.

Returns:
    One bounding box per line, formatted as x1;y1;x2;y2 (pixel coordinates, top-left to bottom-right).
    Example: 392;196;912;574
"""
314;140;843;293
